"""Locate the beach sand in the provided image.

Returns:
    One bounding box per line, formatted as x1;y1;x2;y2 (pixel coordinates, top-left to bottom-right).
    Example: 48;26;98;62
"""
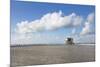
10;45;95;66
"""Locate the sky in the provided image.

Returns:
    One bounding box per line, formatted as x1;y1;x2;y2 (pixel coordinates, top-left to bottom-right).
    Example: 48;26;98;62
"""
10;0;95;45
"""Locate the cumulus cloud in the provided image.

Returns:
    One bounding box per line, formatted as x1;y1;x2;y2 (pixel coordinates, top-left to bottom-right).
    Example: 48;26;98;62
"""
15;11;83;34
80;22;90;35
80;13;95;35
87;13;95;23
12;11;95;44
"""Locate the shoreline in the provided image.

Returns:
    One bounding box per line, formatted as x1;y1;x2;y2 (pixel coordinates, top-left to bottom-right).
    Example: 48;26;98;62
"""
10;44;95;47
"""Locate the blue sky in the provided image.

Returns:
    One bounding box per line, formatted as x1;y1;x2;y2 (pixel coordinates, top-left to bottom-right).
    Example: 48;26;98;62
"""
11;0;95;45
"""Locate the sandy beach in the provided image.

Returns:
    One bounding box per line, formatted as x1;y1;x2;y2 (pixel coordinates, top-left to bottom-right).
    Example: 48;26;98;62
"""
10;45;95;66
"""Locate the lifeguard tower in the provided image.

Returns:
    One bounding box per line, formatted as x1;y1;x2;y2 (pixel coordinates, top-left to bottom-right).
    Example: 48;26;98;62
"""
65;38;74;45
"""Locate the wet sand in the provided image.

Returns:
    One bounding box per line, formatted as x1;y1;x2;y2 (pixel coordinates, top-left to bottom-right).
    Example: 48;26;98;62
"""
10;45;95;67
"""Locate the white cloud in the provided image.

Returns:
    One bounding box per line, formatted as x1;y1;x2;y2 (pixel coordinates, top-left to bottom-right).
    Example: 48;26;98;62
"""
80;22;90;35
11;12;95;44
11;33;65;45
76;34;95;44
87;12;95;23
72;15;83;26
80;13;95;35
11;33;32;44
15;11;83;34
